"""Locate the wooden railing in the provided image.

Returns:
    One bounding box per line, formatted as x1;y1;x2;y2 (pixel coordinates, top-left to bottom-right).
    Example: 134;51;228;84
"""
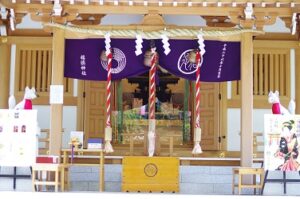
228;41;292;108
13;40;76;105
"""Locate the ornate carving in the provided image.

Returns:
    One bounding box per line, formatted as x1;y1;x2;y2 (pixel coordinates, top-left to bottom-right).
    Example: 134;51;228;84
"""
29;7;78;24
141;11;165;26
71;14;104;25
15;13;26;25
229;10;278;29
281;17;292;30
203;16;236;28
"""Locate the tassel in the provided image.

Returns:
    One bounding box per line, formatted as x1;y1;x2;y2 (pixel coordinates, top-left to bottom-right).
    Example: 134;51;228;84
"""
148;130;155;157
192;127;202;154
192;141;202;154
104;140;114;153
104;127;114;153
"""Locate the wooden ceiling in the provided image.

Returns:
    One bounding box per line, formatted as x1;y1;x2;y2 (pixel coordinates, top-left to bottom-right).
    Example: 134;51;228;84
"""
0;0;300;36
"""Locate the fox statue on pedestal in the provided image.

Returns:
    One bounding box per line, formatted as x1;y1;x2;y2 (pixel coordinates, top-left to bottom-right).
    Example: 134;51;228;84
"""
8;87;38;110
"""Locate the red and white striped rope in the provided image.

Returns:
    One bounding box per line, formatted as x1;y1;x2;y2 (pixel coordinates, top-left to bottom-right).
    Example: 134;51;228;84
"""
149;51;157;120
106;51;113;127
195;51;201;128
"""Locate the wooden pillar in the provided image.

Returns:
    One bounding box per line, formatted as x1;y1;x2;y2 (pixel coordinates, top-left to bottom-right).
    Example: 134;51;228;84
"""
182;79;189;142
76;80;85;132
295;47;300;114
240;32;253;167
0;41;11;109
49;28;65;156
117;80;123;142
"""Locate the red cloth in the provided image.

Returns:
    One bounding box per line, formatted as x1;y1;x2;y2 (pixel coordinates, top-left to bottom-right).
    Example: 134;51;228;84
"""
24;99;32;110
272;103;281;114
36;156;58;164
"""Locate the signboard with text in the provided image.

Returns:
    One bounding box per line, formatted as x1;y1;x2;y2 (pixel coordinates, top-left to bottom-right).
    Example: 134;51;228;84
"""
0;110;38;167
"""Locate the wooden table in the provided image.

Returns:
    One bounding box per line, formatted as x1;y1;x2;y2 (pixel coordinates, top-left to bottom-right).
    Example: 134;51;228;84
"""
61;149;104;191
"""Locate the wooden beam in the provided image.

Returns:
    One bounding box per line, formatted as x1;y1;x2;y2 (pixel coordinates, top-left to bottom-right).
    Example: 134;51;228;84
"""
0;41;11;109
296;47;300;114
6;3;296;18
7;29;52;37
0;0;13;8
6;36;52;44
255;33;297;41
240;32;253;168
254;40;300;48
49;28;65;156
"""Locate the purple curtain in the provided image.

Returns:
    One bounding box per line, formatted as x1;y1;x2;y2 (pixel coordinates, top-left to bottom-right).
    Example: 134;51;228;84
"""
64;38;240;82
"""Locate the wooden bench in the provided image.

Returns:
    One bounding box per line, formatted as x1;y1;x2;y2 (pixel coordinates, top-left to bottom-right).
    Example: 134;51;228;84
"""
32;163;65;192
232;167;264;195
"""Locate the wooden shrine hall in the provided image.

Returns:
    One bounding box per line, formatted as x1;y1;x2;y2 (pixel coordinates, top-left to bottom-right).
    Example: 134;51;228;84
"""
1;0;300;170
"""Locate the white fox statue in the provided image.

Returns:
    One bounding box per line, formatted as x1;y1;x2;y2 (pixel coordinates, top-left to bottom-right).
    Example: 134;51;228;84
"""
268;90;295;115
8;87;38;110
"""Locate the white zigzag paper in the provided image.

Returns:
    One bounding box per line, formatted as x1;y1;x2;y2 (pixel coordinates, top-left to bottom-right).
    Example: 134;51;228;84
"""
135;34;143;56
10;9;15;31
197;34;206;56
292;13;297;35
105;33;111;56
161;34;171;55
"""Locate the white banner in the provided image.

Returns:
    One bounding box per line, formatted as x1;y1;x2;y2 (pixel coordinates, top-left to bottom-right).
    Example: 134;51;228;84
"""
264;114;300;171
0;109;38;167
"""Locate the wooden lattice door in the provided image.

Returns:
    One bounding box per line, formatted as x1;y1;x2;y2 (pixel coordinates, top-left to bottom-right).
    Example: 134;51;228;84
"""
198;82;220;150
83;81;106;142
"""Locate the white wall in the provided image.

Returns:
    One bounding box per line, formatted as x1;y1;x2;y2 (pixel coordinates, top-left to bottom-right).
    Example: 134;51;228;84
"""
227;109;272;151
101;14;143;25
263;17;290;33
33;105;77;148
163;15;206;26
16;14;42;29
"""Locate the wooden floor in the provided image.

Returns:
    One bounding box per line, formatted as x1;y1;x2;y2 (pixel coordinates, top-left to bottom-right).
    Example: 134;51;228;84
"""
111;143;263;158
70;144;264;166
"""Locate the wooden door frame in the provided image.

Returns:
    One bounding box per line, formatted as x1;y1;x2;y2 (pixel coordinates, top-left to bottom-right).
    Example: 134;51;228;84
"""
219;82;227;151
